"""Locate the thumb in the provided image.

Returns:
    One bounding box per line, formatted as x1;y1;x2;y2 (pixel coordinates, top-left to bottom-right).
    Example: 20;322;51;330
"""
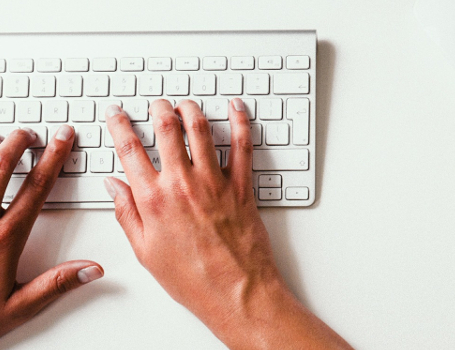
4;260;103;329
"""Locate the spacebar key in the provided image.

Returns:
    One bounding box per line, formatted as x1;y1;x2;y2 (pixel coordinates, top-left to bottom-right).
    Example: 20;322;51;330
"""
4;177;123;203
253;149;309;170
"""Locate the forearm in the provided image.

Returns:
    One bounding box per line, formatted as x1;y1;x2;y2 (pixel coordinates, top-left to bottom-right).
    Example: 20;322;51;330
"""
209;277;353;350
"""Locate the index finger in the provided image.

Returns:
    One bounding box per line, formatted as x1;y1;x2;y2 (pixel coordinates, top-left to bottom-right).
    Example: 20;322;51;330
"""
4;125;74;237
105;105;158;191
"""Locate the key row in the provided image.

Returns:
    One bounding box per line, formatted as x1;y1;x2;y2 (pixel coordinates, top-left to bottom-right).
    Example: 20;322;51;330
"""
0;56;310;74
0;72;310;98
257;174;309;200
13;147;309;175
1;119;298;150
0;98;309;145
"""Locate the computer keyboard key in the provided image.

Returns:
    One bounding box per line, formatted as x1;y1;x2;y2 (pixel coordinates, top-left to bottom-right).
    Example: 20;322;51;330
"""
90;151;114;173
29;126;48;148
148;57;172;71
219;73;243;95
43;101;68;123
98;100;122;122
13;152;33;174
176;57;199;71
259;174;282;188
4;76;29;98
258;56;282;70
123;99;149;121
120;58;144;72
266;122;289;145
273;73;309;94
250;124;262;145
245;73;270;95
37;58;62;73
258;98;282;120
139;74;163;96
65;58;89;72
32;75;56;97
17;101;41;123
0;126;19;139
287;98;309;145
203;57;227;71
77;125;101;148
242;98;256;120
166;74;190;96
112;75;137;97
0;101;15;123
212;122;231;146
285;186;309;200
205;99;228;120
4;176;117;203
132;124;154;147
231;56;254;70
0;77;2;97
70;100;95;122
193;74;216;96
286;56;310;70
85;75;110;97
146;150;161;171
9;59;34;73
258;188;282;200
59;75;83;97
0;59;6;73
253;149;308;170
92;58;117;72
63;151;87;173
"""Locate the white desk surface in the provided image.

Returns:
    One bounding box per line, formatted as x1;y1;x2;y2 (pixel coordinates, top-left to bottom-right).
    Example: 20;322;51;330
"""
1;0;455;349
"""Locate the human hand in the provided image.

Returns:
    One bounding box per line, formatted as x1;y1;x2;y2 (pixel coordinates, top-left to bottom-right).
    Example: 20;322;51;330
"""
105;100;352;349
0;126;103;337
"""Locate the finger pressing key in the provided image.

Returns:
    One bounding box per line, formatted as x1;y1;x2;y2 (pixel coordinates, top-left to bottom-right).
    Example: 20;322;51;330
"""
150;99;191;173
105;105;158;191
0;128;37;201
4;125;74;237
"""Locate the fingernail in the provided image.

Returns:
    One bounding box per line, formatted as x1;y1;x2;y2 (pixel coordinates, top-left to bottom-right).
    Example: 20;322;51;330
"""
55;125;74;141
77;266;104;284
21;127;38;141
232;98;245;112
104;177;117;200
106;104;122;119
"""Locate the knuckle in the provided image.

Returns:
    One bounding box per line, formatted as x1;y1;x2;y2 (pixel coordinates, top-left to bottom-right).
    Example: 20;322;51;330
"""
236;136;253;155
0;154;15;177
116;137;143;159
11;128;30;140
55;273;69;294
155;112;181;134
189;117;210;135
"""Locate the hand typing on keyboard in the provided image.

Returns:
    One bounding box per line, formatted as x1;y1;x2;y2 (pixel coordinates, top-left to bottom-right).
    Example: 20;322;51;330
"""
0;125;103;337
103;99;352;349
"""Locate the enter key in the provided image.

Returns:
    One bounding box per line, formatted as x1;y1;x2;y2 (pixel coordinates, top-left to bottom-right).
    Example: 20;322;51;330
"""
287;98;309;145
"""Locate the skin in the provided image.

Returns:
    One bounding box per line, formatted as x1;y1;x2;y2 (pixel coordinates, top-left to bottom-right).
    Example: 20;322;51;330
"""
104;99;354;349
0;99;353;349
0;126;103;337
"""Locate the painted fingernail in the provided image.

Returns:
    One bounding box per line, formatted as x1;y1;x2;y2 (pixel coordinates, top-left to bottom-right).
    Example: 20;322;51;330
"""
104;177;117;200
106;104;122;119
55;125;74;141
77;266;104;284
21;127;38;141
232;98;245;112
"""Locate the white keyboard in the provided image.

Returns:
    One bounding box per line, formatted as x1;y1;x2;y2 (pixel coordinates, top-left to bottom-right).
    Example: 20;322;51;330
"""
0;31;316;209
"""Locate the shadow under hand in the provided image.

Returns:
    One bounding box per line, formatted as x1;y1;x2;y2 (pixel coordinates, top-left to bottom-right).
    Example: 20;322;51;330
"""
264;39;336;307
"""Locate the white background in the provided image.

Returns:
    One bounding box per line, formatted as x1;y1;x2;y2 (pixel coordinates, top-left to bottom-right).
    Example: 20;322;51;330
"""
1;0;455;349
